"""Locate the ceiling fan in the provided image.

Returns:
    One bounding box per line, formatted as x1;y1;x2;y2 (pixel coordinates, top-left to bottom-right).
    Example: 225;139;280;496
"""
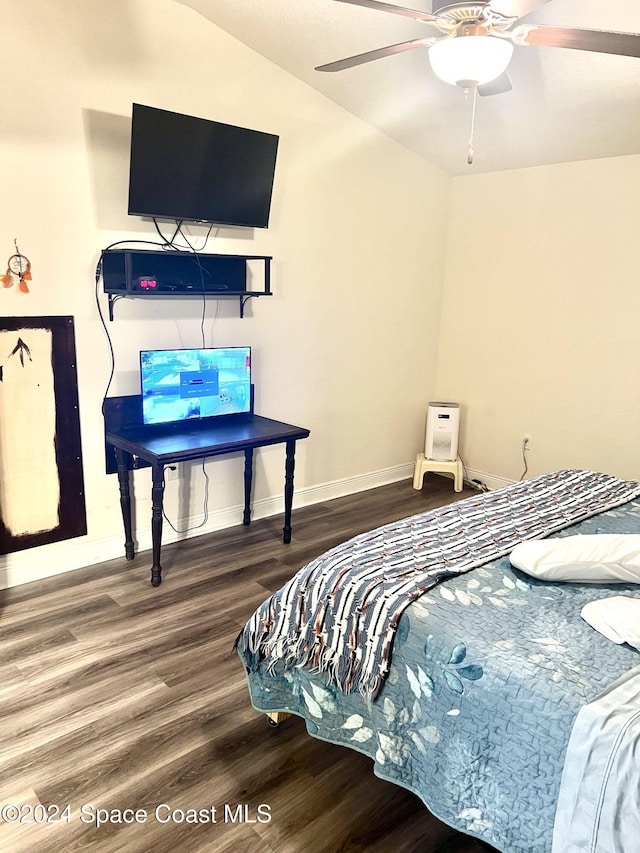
315;0;640;97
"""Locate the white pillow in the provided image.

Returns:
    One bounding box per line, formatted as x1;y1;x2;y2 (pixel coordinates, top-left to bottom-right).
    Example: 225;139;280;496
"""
581;596;640;650
509;534;640;583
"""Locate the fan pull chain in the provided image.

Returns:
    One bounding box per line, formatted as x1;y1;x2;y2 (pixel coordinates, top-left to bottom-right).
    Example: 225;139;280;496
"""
467;84;478;165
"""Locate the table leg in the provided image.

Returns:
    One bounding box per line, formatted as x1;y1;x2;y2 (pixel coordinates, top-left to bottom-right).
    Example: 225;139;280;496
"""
283;439;296;544
115;448;135;560
243;447;253;526
150;463;165;587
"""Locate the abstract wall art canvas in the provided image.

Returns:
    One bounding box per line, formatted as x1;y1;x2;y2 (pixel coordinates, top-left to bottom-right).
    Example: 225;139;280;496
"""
0;316;86;554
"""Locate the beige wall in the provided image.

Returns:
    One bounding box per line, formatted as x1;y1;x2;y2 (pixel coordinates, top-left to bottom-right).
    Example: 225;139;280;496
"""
0;0;449;587
5;1;635;590
435;155;640;484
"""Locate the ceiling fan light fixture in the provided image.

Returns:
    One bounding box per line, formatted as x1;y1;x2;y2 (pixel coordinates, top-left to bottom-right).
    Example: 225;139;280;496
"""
428;35;514;86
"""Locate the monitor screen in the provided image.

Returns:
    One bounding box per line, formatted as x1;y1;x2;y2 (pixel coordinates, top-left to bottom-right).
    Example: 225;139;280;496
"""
128;103;279;227
140;346;251;426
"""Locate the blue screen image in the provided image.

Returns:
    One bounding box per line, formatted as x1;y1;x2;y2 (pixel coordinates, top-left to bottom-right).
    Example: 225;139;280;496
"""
140;346;251;426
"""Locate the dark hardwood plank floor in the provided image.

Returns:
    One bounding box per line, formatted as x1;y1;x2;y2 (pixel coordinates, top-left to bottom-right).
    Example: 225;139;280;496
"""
0;474;495;852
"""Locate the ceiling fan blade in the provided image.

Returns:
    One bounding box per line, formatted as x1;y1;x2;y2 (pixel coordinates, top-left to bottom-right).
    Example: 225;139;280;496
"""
315;37;438;72
515;24;640;58
477;71;512;96
486;0;551;20
330;0;438;24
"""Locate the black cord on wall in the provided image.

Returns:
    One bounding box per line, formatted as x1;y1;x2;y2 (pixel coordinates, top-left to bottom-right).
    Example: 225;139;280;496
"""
96;226;217;531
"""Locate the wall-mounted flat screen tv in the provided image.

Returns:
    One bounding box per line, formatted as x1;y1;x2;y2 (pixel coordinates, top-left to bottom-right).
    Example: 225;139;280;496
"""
140;346;251;426
128;104;279;228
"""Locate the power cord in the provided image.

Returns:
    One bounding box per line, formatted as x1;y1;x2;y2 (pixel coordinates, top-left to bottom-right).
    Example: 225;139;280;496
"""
95;254;116;411
153;218;184;248
458;452;488;492
175;222;210;348
153;217;215;253
96;225;218;533
519;437;530;481
162;459;210;534
96;237;185;411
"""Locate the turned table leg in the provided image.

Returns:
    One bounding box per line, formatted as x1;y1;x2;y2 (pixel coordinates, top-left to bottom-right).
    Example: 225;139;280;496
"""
150;463;165;587
115;448;135;561
243;447;253;526
283;439;296;544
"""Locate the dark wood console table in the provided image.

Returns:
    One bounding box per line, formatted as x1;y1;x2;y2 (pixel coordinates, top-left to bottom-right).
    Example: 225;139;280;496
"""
104;396;310;586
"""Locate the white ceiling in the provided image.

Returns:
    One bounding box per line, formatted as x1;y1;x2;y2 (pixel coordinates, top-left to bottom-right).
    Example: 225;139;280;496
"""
174;0;640;175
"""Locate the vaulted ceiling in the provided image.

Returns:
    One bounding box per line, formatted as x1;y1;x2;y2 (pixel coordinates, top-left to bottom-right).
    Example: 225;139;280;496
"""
174;0;640;175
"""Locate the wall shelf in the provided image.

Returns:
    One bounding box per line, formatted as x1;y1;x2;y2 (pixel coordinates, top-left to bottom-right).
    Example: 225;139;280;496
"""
100;249;272;319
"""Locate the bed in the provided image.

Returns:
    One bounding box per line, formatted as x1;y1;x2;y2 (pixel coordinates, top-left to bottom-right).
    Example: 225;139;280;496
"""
236;470;640;853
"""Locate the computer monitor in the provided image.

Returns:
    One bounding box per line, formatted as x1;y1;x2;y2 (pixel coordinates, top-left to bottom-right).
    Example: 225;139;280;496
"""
140;346;251;426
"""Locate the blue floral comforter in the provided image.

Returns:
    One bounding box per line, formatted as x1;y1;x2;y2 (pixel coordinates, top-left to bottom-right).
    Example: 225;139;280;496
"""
238;497;640;853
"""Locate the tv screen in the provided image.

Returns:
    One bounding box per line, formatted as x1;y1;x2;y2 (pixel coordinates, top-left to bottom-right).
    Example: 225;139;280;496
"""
140;346;251;426
128;103;279;228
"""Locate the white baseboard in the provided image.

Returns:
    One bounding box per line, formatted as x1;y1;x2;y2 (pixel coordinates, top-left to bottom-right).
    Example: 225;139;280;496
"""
0;462;517;590
0;461;415;590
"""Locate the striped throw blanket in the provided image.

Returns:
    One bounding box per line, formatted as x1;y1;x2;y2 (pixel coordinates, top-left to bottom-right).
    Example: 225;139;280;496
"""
236;470;640;701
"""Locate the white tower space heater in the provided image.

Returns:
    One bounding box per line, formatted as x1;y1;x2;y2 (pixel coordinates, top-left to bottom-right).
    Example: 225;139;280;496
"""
425;402;460;461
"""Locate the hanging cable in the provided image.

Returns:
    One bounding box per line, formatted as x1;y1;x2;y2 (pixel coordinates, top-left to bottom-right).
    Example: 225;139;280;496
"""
519;438;529;481
162;459;211;534
153;218;185;249
176;223;208;347
467;83;478;165
96;238;172;413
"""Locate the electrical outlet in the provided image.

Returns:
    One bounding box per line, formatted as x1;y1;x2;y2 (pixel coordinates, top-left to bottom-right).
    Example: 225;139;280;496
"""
166;464;181;481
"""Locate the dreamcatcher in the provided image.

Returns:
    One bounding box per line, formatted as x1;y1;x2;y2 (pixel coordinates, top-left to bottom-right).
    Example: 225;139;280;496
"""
2;239;32;293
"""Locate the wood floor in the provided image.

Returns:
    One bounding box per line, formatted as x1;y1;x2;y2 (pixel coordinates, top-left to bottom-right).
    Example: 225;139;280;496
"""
0;474;496;853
